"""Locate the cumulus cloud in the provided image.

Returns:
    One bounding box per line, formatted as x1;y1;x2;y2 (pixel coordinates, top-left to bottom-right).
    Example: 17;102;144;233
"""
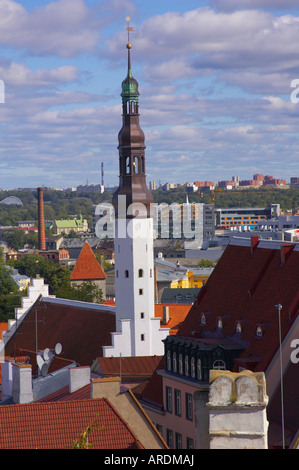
211;0;299;11
0;0;100;57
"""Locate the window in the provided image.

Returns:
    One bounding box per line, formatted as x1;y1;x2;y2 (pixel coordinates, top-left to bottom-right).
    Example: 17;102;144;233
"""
191;357;195;378
126;156;130;174
166;386;172;412
139;289;143;295
175;433;182;449
166;429;173;449
125;270;129;278
201;314;206;325
174;389;181;416
141;334;145;341
217;317;223;329
150;269;152;278
185;355;189;376
173;352;177;373
256;326;263;337
185;393;193;421
213;359;226;370
138;269;144;278
140;312;144;319
186;437;194;449
156;424;163;436
197;359;202;380
236;322;242;333
179;354;183;374
167;351;171;371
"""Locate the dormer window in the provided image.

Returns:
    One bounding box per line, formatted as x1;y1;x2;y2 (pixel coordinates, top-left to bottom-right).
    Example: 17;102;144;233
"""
197;359;202;380
200;314;206;325
217;317;223;329
185;356;189;376
167;351;171;371
256;326;263;337
213;359;226;370
173;352;177;373
191;357;195;378
236;322;242;333
179;354;183;374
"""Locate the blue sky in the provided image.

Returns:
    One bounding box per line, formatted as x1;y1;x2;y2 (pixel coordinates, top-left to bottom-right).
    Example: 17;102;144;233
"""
1;0;299;189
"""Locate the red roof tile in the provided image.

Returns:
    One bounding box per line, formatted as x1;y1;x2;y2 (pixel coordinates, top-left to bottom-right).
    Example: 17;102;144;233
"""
177;237;299;372
93;355;163;380
154;304;190;334
4;298;116;368
37;383;92;402
70;242;107;281
136;357;165;410
0;398;144;449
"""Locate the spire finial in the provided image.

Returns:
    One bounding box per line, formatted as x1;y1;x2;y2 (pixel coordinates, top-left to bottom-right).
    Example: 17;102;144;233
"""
126;16;134;49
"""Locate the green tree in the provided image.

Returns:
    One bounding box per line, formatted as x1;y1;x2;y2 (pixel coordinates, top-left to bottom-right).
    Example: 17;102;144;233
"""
10;254;71;296
0;250;22;320
56;281;104;304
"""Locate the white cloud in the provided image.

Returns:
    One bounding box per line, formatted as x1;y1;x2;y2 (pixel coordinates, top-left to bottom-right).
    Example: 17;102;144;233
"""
0;0;100;57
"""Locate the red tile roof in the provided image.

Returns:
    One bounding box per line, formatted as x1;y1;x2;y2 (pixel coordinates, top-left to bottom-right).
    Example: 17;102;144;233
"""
37;383;91;402
177;237;299;372
154;304;190;334
0;398;144;449
3;298;116;368
135;357;165;411
70;242;107;281
93;355;163;380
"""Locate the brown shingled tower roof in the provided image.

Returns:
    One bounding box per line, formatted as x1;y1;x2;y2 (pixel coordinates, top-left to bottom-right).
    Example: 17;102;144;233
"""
70;242;107;281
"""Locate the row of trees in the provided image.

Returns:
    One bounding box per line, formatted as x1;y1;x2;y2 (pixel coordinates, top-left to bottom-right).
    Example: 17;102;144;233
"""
1;187;299;230
0;254;104;321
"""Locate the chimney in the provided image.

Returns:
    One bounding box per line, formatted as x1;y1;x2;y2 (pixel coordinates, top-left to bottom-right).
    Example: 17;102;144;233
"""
12;363;33;404
162;305;169;325
37;187;46;251
69;366;91;394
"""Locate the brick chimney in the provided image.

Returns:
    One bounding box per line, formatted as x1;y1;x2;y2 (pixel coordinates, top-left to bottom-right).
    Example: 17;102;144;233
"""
37;187;46;251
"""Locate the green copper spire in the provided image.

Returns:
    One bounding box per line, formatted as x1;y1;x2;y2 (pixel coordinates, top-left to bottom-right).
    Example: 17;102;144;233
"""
121;18;139;105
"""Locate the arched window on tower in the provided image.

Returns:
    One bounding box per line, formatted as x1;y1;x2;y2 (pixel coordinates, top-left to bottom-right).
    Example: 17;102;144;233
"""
126;156;130;174
133;156;139;174
138;269;144;278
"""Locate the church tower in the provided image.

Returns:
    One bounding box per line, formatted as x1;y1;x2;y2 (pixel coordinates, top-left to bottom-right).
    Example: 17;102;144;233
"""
103;20;169;357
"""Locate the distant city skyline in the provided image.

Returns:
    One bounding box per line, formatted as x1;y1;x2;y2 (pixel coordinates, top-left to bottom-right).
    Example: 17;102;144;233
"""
1;1;299;189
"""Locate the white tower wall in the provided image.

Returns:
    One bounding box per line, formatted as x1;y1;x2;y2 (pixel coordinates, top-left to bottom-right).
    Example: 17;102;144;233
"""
103;217;168;357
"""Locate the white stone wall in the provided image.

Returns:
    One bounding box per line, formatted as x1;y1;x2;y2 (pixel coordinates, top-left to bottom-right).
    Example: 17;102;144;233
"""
207;370;269;449
105;217;169;357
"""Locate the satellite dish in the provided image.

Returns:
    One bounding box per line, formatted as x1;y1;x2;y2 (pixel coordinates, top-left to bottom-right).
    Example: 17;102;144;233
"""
55;343;62;355
36;355;44;370
43;348;50;361
41;362;49;377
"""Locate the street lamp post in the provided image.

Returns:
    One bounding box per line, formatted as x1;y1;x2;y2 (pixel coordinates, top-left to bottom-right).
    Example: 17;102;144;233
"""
275;303;285;449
